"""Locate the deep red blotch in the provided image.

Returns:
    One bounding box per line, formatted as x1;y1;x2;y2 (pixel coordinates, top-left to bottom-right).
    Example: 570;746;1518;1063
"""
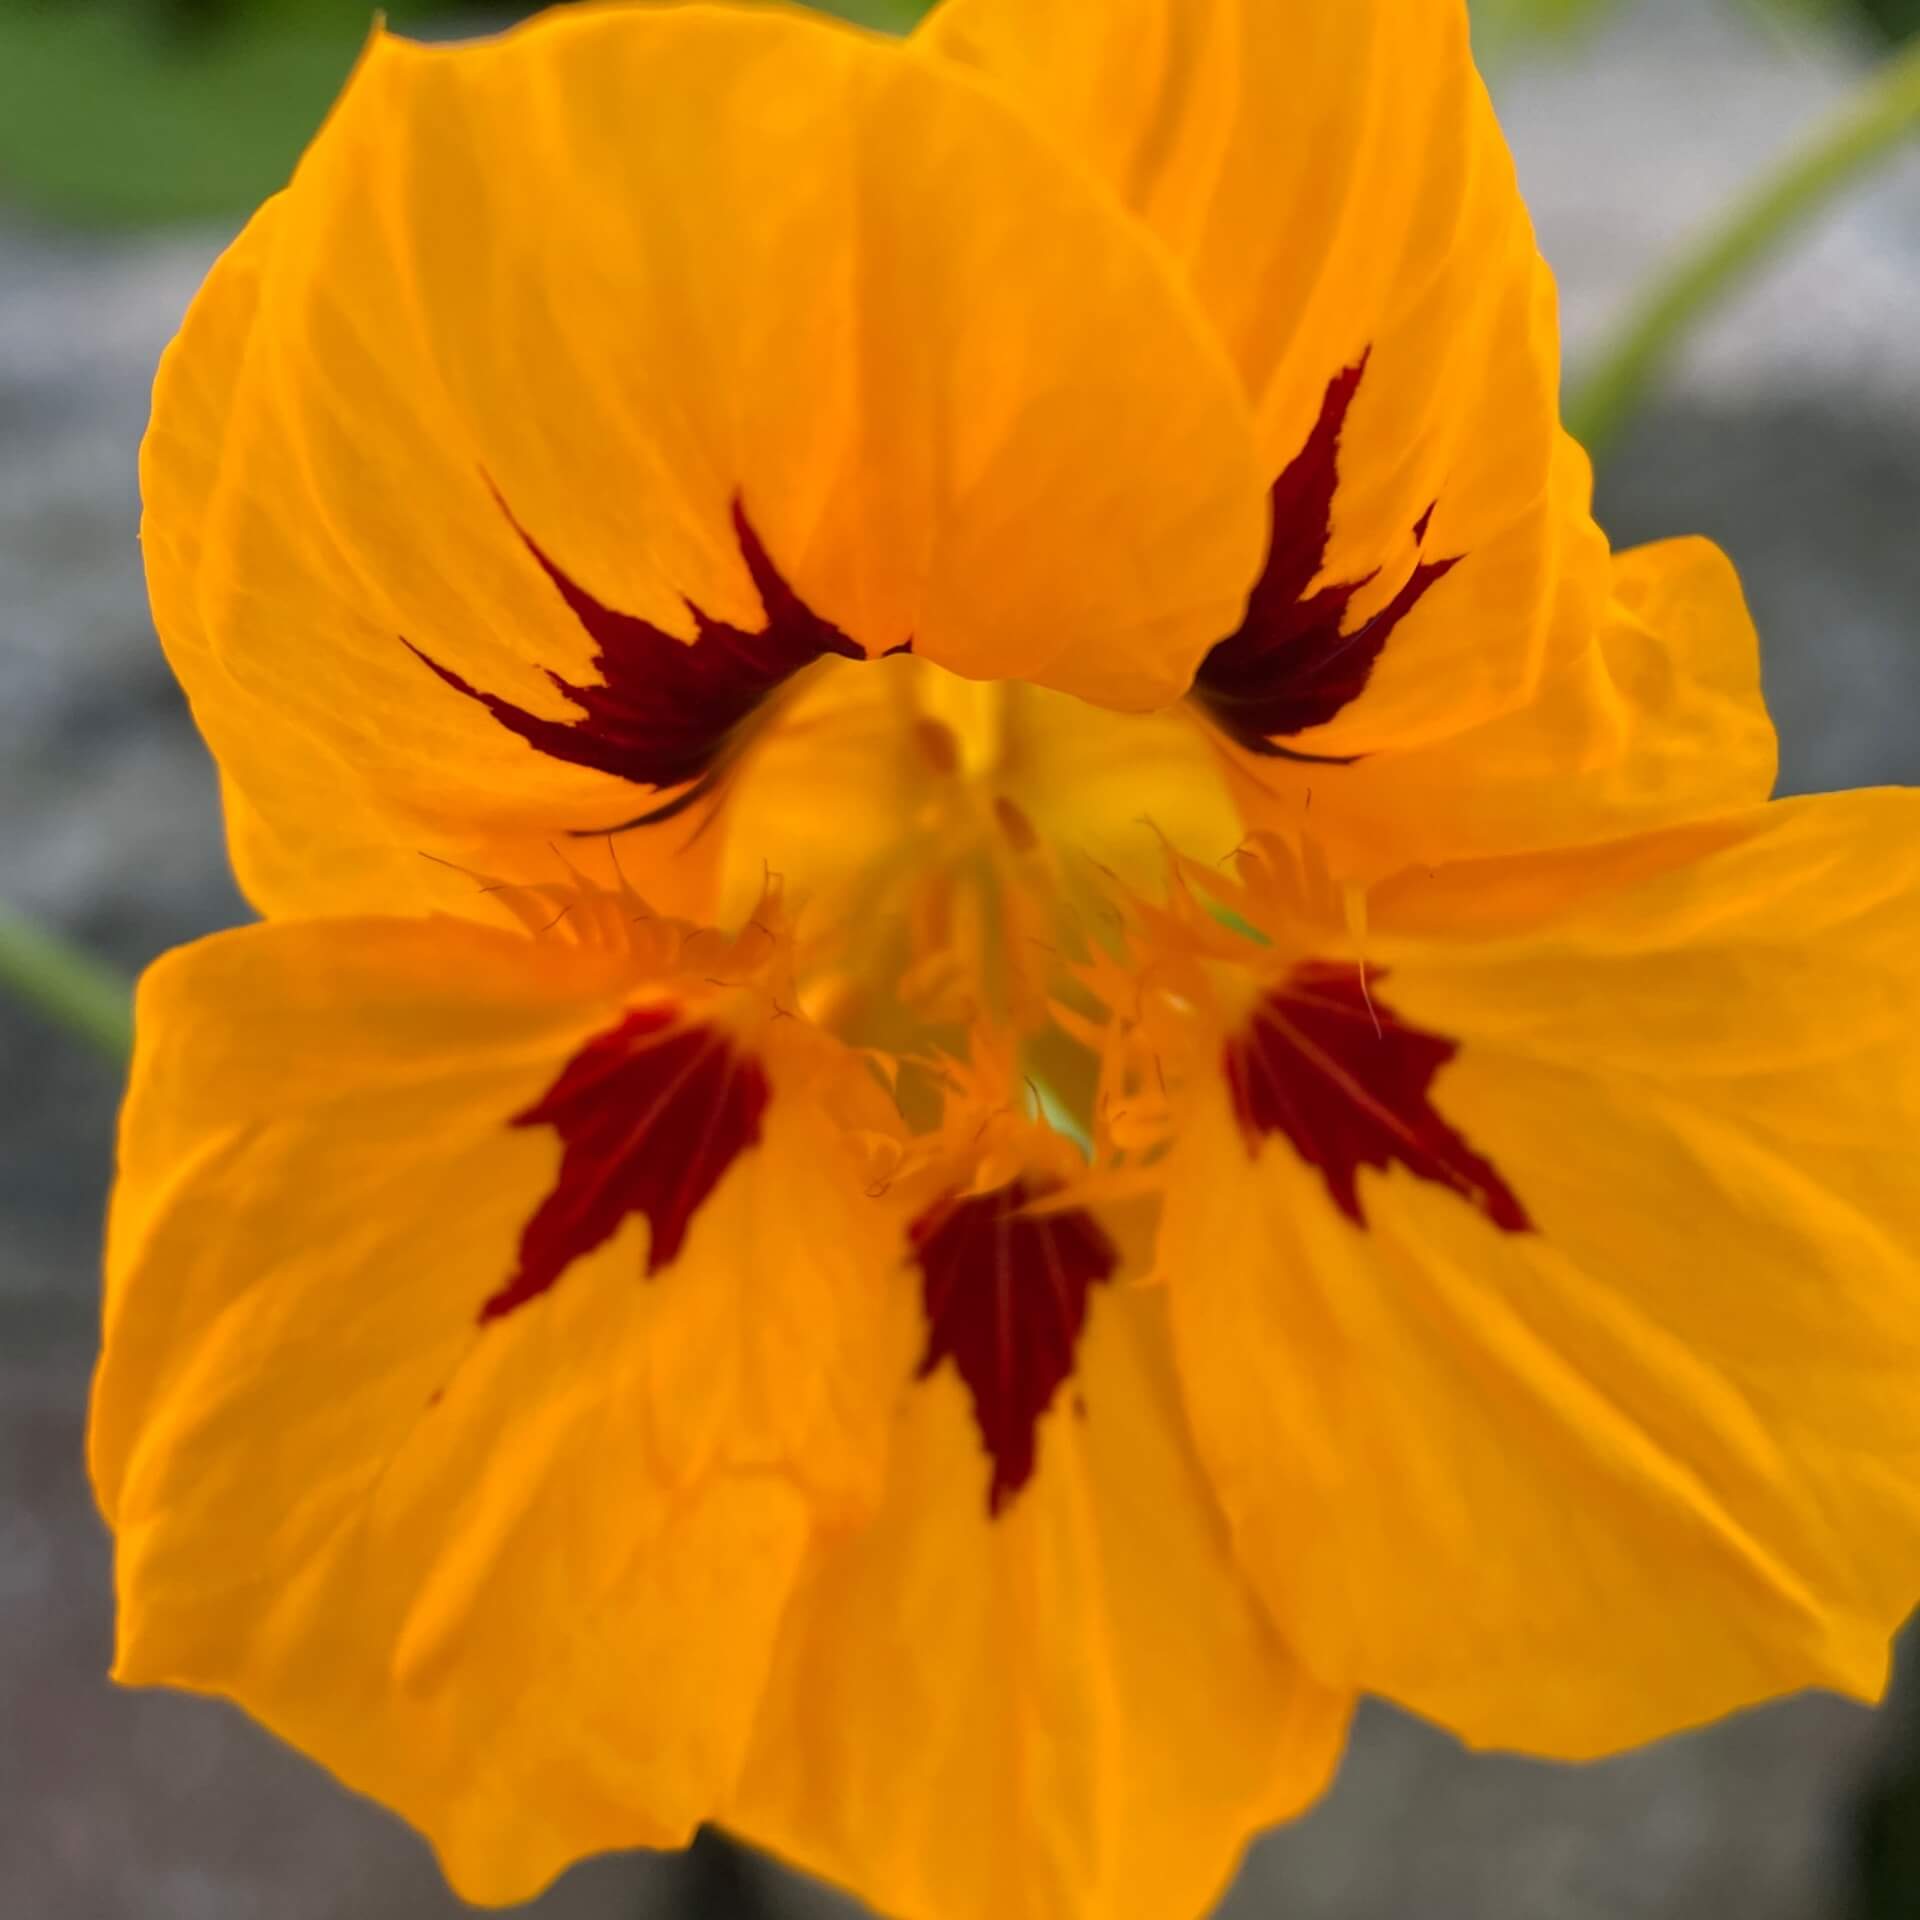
481;1005;768;1324
1195;355;1459;758
410;493;862;825
909;1180;1119;1517
1225;963;1530;1234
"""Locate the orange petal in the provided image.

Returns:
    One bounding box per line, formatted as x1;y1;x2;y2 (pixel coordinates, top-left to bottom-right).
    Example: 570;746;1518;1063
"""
1157;791;1920;1756
922;0;1604;757
730;1260;1350;1920
144;7;1267;920
922;0;1786;875
94;909;914;1900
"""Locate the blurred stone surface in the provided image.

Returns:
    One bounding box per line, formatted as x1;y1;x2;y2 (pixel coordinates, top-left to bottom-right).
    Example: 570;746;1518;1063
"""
1497;0;1920;799
3;0;1919;1913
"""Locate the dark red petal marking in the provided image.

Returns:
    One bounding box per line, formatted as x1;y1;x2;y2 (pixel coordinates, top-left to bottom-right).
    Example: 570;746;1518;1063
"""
1195;355;1460;756
909;1180;1119;1517
1225;963;1531;1234
409;493;862;812
480;1004;768;1325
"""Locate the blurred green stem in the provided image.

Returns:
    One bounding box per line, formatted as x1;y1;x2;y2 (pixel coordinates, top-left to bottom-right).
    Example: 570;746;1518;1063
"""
1568;29;1920;461
0;901;135;1066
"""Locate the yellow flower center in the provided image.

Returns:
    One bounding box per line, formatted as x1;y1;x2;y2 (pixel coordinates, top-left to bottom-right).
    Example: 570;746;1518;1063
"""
719;652;1241;1048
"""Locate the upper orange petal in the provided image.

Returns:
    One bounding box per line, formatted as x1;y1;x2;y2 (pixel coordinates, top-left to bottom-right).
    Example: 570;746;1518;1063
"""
921;0;1600;757
921;0;1781;871
144;4;1267;922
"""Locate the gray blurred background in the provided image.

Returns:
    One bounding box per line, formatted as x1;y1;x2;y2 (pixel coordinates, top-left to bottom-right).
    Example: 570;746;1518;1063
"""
3;0;1920;1913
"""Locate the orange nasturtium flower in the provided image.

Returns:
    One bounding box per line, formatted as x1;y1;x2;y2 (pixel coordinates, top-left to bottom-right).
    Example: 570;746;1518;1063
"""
94;1;1920;1915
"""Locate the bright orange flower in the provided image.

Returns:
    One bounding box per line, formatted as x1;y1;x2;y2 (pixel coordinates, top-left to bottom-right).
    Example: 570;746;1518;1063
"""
97;3;1920;1917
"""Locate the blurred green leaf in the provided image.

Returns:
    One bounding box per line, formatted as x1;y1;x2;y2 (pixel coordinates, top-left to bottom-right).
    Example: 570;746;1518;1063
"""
1858;0;1920;41
813;0;928;29
0;2;372;224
